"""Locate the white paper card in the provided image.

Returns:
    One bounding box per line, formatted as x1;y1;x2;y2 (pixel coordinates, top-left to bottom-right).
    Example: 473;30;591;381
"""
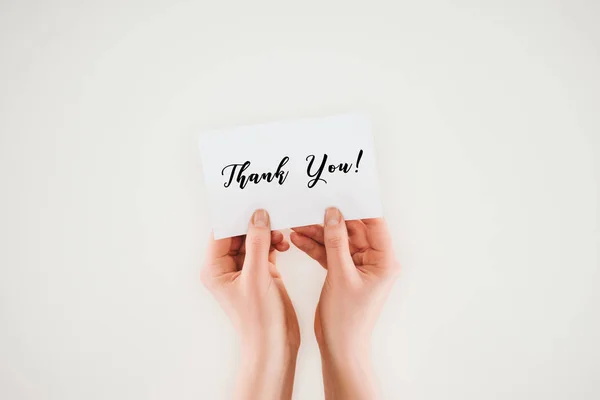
198;113;382;239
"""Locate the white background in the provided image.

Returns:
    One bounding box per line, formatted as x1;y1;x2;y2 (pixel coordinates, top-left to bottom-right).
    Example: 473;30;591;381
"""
1;1;599;399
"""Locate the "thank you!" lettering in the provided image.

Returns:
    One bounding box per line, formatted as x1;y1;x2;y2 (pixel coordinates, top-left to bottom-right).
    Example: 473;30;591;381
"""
221;150;364;189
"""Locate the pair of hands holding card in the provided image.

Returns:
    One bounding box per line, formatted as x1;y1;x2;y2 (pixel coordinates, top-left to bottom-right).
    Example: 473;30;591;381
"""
201;207;400;399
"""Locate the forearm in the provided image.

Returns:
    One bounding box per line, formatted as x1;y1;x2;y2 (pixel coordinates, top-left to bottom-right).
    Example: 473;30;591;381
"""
234;347;298;400
319;342;377;400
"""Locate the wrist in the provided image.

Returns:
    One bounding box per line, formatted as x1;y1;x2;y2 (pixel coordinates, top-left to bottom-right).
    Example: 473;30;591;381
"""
241;342;298;369
317;332;370;359
319;340;370;367
319;342;376;400
240;330;300;361
236;344;298;400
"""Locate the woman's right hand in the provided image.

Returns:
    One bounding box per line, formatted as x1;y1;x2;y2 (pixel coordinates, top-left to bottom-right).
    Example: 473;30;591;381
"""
290;207;400;399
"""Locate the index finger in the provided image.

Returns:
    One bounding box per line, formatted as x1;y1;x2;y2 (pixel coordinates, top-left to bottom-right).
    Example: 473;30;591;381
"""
206;231;233;261
362;218;392;252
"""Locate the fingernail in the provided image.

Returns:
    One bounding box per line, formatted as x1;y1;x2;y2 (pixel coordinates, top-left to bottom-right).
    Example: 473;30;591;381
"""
252;209;269;227
325;207;340;226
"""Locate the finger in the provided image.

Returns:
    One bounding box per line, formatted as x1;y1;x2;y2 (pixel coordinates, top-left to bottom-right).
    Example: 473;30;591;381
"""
240;230;285;254
290;231;327;269
271;230;285;246
267;244;285;277
273;239;290;252
323;207;355;274
345;219;369;254
206;231;232;261
268;248;278;266
202;233;237;284
242;209;272;278
362;218;392;251
270;231;291;252
291;224;324;244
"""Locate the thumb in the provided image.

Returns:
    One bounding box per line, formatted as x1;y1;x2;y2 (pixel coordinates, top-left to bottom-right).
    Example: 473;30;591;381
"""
323;207;355;275
242;209;272;279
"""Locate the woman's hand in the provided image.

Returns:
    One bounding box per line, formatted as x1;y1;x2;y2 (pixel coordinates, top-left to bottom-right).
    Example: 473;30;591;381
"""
291;207;400;399
201;209;300;400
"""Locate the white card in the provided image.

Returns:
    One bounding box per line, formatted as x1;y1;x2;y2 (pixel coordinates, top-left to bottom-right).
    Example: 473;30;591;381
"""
198;113;382;239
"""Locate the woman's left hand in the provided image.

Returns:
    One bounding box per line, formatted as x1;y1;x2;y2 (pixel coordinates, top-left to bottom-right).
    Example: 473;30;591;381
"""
201;209;300;400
